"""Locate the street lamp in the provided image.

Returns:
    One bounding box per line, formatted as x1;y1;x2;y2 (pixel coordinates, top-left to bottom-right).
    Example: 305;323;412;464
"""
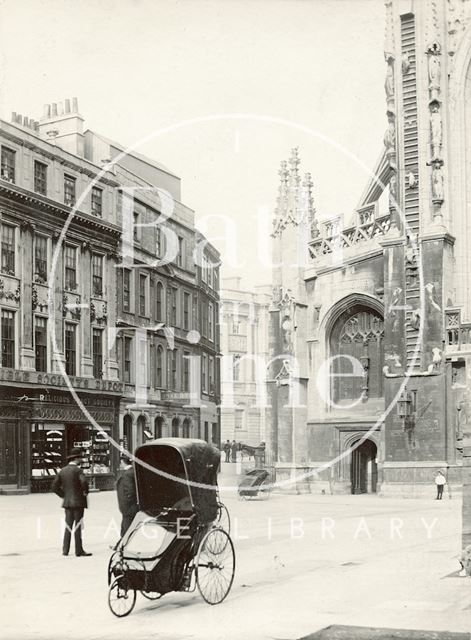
397;386;413;419
397;386;416;448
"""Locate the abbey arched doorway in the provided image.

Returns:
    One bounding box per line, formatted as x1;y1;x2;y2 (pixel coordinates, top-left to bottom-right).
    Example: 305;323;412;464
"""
350;439;378;494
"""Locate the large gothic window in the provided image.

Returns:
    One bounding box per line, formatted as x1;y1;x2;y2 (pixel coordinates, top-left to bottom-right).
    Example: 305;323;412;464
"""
330;307;384;404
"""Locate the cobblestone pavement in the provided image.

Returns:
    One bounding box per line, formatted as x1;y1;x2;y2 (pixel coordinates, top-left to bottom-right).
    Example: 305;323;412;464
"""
1;470;470;639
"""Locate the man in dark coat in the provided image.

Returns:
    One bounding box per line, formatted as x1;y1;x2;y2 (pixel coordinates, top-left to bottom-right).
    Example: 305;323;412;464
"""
116;457;139;538
223;440;231;463
230;440;238;463
52;447;91;557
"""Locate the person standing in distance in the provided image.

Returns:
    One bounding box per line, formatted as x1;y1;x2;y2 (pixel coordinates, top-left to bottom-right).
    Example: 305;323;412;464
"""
434;470;446;500
223;440;231;463
116;456;139;538
52;447;91;557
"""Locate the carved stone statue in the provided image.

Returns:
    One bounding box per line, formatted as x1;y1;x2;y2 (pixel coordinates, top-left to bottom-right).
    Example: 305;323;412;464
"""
384;117;395;153
432;161;444;202
430;104;442;160
384;63;394;102
428;53;441;93
402;51;410;74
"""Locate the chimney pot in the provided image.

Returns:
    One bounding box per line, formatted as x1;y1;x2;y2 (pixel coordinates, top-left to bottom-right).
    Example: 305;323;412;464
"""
43;104;51;118
64;99;71;113
23;116;29;126
51;103;57;117
16;113;22;124
72;97;79;112
11;112;16;123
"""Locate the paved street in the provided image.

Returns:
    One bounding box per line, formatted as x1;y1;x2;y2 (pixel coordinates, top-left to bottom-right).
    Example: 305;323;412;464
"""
1;465;470;640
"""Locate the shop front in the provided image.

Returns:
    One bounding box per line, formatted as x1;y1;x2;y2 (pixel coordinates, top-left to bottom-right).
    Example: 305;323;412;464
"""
0;381;121;493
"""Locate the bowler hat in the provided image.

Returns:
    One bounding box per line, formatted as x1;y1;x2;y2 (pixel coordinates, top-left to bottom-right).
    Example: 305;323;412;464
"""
67;447;83;461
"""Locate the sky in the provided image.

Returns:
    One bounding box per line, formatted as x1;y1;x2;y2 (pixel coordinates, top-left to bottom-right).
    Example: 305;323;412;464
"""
0;0;386;288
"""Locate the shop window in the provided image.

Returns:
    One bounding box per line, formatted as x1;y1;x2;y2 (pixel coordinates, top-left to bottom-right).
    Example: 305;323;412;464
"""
34;161;47;196
1;309;15;368
1;224;15;275
92;328;103;379
1;147;15;182
35;317;48;372
92;254;103;297
34;235;48;282
67;424;111;475
31;423;64;477
64;323;77;376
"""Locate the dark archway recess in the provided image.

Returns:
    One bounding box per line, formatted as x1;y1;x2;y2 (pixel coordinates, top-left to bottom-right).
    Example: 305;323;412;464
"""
137;415;148;447
182;418;190;438
350;439;378;494
330;304;384;405
155;416;164;439
172;417;180;438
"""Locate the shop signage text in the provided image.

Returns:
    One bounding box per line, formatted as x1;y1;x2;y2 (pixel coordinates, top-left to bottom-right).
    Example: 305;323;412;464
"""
0;368;124;394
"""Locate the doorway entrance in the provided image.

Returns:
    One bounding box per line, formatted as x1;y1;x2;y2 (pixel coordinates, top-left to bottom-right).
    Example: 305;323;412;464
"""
0;422;17;485
350;439;378;494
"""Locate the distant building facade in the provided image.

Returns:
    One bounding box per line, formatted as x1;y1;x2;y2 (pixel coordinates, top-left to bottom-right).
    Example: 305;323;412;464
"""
267;0;471;496
0;99;220;493
220;277;271;446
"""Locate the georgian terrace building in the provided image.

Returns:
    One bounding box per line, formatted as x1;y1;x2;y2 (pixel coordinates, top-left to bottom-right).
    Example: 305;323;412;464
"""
0;99;220;494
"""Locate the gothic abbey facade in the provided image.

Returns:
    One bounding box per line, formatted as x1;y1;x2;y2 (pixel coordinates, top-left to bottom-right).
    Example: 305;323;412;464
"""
267;0;471;496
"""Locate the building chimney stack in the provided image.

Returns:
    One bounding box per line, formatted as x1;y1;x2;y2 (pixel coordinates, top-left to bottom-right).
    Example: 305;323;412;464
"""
38;97;85;156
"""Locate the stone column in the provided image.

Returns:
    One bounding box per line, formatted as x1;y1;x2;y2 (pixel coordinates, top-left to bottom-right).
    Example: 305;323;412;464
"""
20;222;35;371
463;432;471;549
51;232;65;373
106;252;120;381
81;242;93;378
